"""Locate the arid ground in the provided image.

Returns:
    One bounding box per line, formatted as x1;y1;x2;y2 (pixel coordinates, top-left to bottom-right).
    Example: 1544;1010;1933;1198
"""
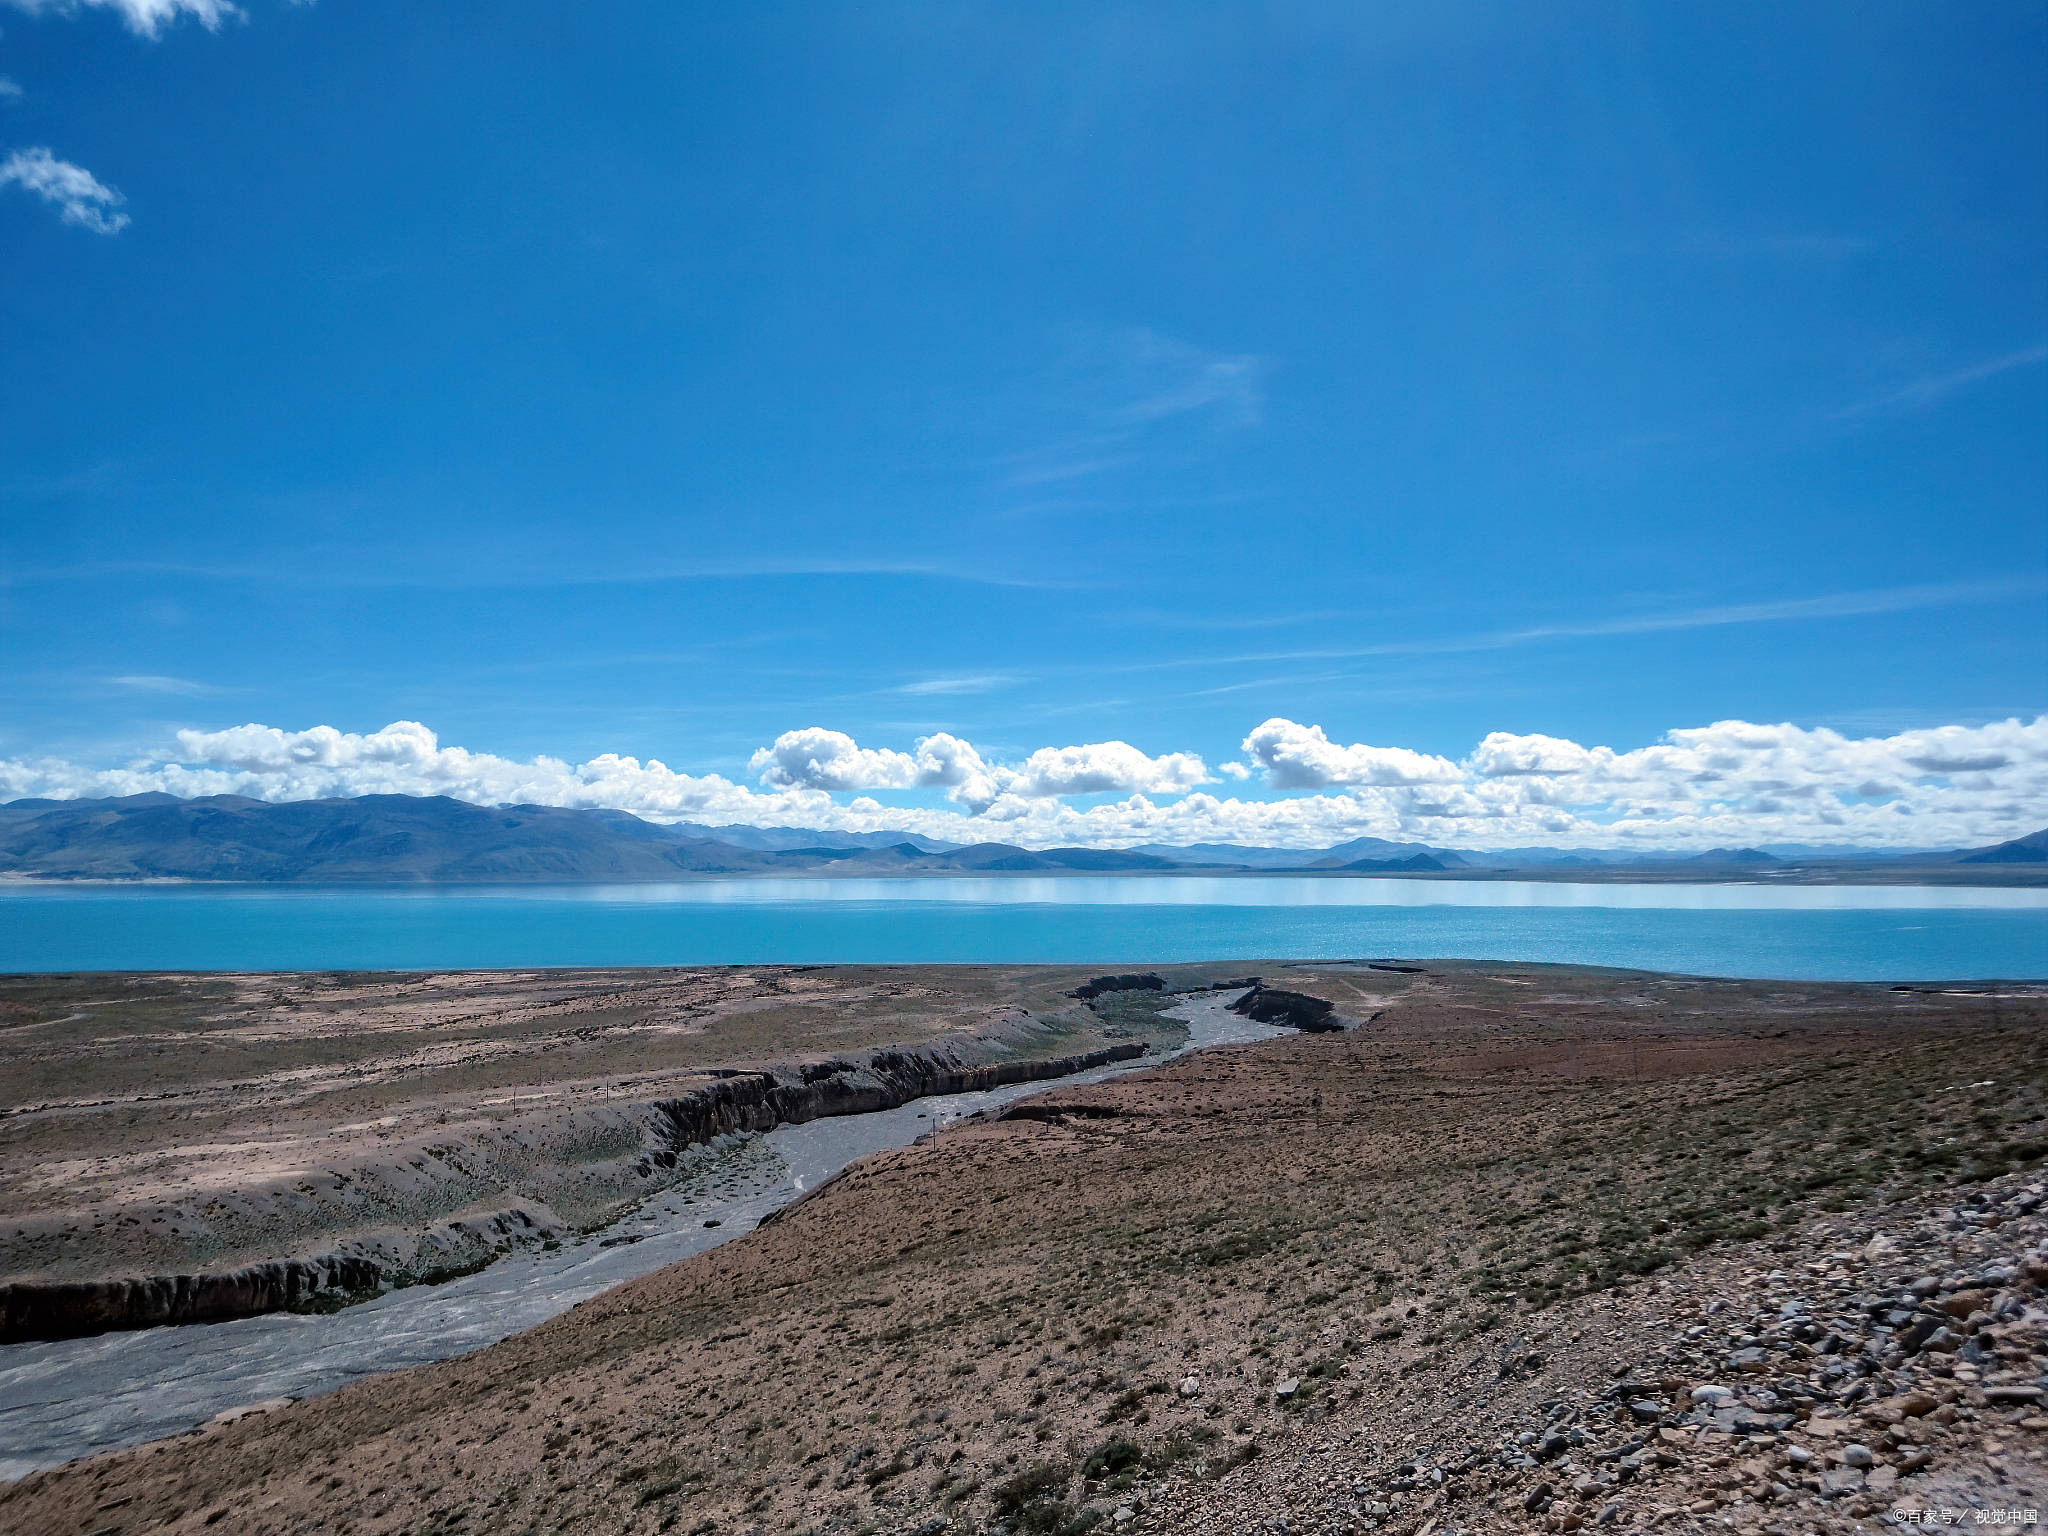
3;963;2046;1536
0;964;1201;1300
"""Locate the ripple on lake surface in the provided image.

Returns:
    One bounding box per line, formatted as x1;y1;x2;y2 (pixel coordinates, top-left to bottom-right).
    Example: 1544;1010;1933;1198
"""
0;877;2041;978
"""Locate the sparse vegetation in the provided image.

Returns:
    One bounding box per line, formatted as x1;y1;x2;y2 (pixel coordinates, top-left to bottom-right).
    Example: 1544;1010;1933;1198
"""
6;965;2043;1536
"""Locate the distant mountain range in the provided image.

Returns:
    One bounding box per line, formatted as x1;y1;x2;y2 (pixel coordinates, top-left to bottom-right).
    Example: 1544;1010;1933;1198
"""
1954;827;2048;865
0;795;1181;882
0;793;2040;884
661;822;960;853
1133;836;1471;871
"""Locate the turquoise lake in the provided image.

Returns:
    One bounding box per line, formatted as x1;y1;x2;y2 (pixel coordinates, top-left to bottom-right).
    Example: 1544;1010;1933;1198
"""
0;876;2042;979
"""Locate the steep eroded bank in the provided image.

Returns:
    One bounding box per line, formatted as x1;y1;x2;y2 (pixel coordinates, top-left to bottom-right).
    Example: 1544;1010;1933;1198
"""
0;1014;1156;1340
0;964;1265;1339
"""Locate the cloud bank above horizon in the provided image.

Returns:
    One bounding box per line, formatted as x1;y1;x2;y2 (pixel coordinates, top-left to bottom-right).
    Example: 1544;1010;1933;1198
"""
2;714;2043;852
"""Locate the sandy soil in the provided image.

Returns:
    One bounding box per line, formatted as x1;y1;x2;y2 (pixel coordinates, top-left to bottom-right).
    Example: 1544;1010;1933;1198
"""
4;962;2043;1536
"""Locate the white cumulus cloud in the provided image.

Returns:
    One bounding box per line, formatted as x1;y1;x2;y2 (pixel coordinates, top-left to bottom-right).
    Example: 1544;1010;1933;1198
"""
748;729;1205;814
1464;718;2048;814
1007;742;1211;798
749;728;991;796
750;728;921;793
2;715;2043;853
0;720;808;825
0;147;128;233
1241;718;1462;789
1;0;240;37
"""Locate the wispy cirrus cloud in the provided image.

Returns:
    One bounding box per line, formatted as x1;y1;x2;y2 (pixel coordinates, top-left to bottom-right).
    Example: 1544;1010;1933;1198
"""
1118;607;1349;633
997;449;1134;489
1833;345;2048;421
996;328;1268;493
0;147;129;233
0;77;24;99
2;553;1093;593
893;674;1019;697
104;674;228;696
1122;577;2048;675
554;557;1088;592
1113;330;1265;427
1395;578;2046;655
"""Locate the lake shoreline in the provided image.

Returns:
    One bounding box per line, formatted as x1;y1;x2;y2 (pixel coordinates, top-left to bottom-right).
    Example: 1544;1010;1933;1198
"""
3;863;2043;887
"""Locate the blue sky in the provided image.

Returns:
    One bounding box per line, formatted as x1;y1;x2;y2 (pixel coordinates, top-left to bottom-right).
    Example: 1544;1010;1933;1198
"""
1;2;2043;849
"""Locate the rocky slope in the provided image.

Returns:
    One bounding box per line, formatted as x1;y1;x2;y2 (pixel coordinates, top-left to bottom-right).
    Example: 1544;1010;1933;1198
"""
1137;1174;2048;1534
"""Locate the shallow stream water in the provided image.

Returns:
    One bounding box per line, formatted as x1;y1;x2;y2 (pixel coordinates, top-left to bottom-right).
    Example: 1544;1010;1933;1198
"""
0;992;1286;1481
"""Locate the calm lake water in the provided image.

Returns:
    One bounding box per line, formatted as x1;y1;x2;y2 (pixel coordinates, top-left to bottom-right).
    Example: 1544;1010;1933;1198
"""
0;876;2042;979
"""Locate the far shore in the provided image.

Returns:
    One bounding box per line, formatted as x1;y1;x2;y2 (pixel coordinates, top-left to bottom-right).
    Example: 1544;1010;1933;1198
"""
2;863;2043;888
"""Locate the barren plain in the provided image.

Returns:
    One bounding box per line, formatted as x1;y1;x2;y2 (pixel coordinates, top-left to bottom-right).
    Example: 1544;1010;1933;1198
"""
0;964;1205;1331
3;963;2046;1536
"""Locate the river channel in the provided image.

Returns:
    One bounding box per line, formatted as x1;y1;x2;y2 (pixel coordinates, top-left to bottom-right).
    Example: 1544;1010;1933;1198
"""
0;993;1284;1481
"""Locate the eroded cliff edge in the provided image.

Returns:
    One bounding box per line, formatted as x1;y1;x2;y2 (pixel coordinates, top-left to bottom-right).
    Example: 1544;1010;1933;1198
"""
0;962;1370;1343
0;1022;1148;1342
